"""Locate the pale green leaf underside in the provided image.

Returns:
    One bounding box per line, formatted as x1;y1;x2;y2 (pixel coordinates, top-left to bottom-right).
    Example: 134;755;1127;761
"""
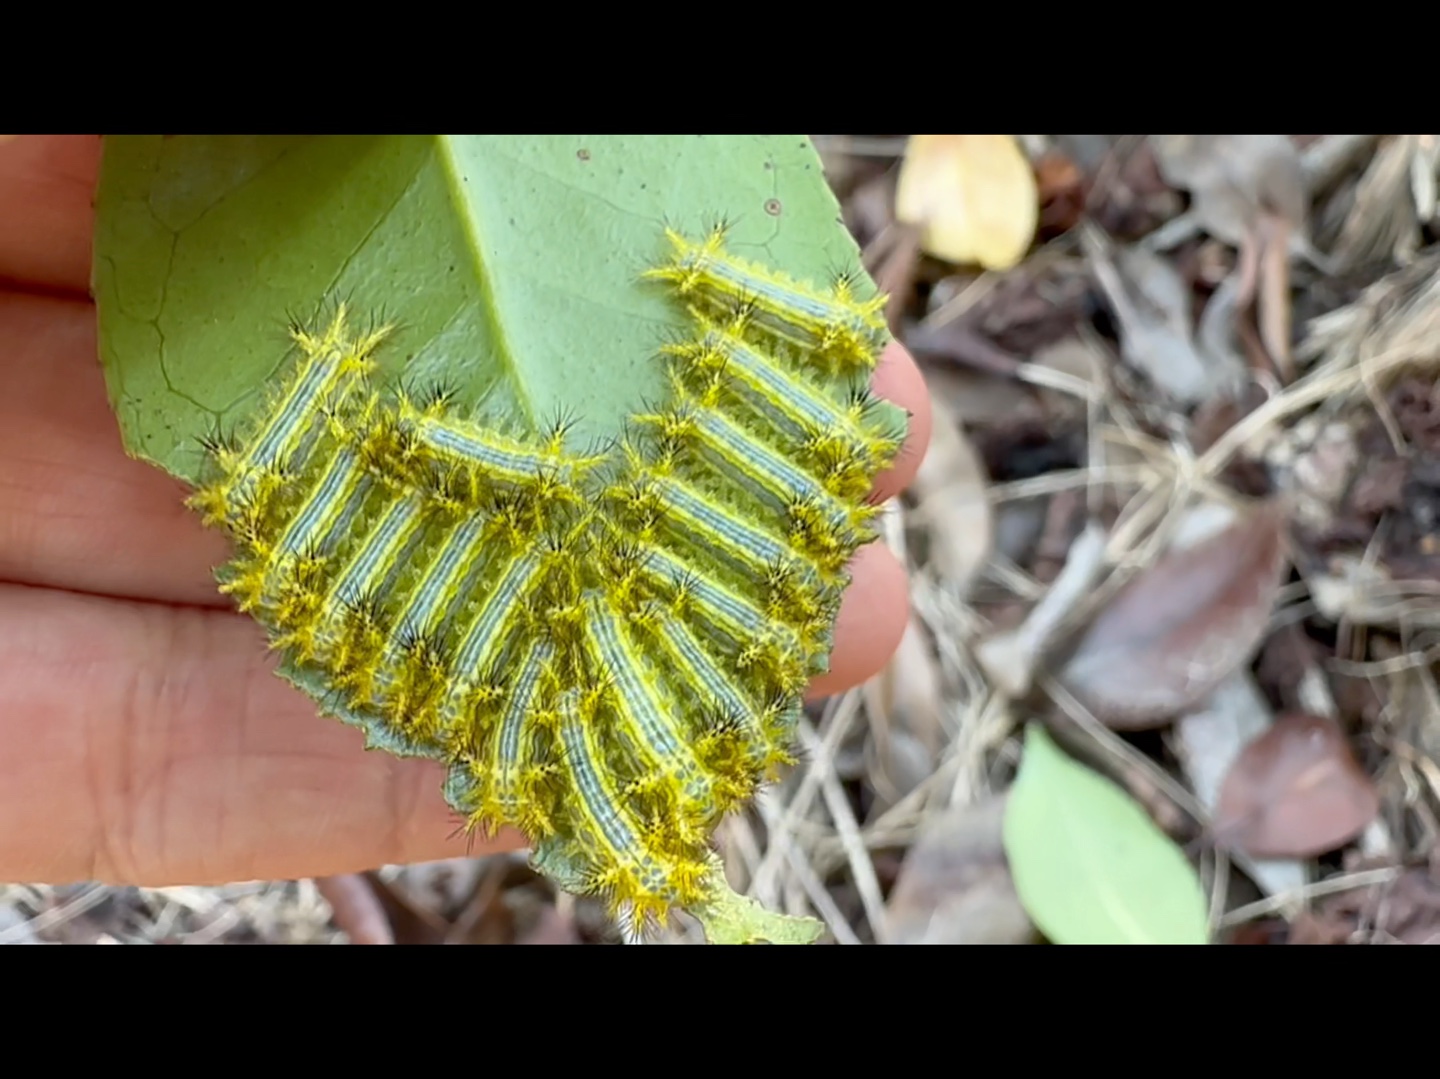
690;853;826;944
1003;725;1210;945
93;135;870;484
529;846;824;945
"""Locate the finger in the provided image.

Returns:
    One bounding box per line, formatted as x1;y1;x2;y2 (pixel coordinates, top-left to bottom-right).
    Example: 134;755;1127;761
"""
0;135;100;294
0;292;229;605
805;540;909;700
803;337;927;699
0;582;523;886
869;339;932;503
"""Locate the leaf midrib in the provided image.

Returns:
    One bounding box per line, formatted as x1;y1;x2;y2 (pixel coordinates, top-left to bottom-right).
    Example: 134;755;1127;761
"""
437;137;538;431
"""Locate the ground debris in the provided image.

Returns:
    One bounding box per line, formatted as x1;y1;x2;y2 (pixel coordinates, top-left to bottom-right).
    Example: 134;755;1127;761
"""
1212;713;1380;859
881;795;1037;945
1149;135;1312;259
1174;673;1309;897
1291;864;1440;944
1083;223;1248;406
1054;501;1289;729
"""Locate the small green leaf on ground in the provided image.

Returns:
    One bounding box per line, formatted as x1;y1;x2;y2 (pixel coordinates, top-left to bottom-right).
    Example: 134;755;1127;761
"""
1003;724;1210;945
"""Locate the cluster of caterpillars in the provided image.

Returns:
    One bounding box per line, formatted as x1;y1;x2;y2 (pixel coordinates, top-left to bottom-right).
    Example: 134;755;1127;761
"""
190;225;904;929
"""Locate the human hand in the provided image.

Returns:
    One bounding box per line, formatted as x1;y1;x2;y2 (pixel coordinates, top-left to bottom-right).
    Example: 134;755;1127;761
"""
0;135;933;886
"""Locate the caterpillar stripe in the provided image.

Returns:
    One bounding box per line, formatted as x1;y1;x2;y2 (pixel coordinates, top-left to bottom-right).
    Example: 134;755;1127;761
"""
446;550;546;701
638;470;803;579
646;227;889;372
408;409;602;493
554;692;677;913
225;318;385;505
645;610;784;784
665;322;901;480
323;496;426;616
478;639;553;831
580;598;713;808
619;539;814;692
387;514;488;645
272;449;369;567
670;399;866;562
628;540;770;639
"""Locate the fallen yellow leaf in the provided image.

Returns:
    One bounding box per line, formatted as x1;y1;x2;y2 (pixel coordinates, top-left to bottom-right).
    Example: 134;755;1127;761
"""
896;134;1038;271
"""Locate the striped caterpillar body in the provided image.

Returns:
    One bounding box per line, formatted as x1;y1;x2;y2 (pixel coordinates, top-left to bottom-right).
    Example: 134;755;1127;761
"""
190;227;905;934
646;226;890;374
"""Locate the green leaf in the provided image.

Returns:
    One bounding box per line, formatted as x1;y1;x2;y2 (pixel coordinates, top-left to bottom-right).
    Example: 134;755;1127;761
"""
90;135;886;945
529;847;825;945
689;855;825;945
1002;724;1210;945
93;135;872;484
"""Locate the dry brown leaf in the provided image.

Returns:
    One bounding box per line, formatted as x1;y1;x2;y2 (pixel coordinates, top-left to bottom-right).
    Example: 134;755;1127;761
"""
880;795;1037;945
1082;224;1247;406
1174;673;1307;897
1151;134;1325;364
1047;134;1116;173
1212;713;1379;859
379;857;488;920
1289;864;1440;945
1194;265;1250;386
364;873;451;945
1151;135;1308;248
1035;150;1086;236
918;362;1036;431
895;135;1038;271
1302;134;1382;197
1055;502;1289;729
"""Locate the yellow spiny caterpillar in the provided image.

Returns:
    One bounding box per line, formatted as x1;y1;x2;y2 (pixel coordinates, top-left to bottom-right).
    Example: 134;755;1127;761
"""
645;225;889;373
189;228;906;937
